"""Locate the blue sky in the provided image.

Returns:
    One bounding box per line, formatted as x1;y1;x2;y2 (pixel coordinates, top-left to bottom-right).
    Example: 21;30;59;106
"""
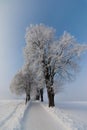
0;0;87;100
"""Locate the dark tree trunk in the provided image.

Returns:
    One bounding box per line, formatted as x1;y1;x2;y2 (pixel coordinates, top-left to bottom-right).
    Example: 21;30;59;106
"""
42;58;55;106
35;95;40;100
40;88;43;102
35;88;40;101
47;88;55;107
25;94;30;104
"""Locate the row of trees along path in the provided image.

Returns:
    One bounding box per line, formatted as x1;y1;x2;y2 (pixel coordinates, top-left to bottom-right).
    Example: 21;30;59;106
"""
10;24;87;107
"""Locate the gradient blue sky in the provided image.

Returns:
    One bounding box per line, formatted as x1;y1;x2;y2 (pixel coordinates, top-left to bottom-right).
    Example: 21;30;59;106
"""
0;0;87;100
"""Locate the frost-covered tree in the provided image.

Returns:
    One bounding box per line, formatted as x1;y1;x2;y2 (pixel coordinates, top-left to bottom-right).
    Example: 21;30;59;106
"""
10;59;45;103
22;62;45;102
10;69;32;103
24;24;87;107
10;70;25;96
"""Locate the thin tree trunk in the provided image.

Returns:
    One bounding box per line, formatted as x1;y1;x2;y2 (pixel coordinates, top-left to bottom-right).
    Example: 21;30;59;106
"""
35;88;40;100
40;88;43;102
47;88;55;107
35;95;40;100
25;94;30;104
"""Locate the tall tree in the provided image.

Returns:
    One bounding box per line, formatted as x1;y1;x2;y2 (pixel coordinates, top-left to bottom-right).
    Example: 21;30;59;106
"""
24;24;87;107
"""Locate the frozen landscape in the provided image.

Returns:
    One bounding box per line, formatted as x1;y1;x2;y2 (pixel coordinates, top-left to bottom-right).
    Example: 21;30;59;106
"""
0;1;87;130
0;100;87;130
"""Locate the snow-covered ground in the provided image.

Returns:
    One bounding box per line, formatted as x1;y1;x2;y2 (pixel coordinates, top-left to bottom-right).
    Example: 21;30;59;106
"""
21;101;68;130
42;101;87;130
0;100;26;130
56;102;87;130
0;100;87;130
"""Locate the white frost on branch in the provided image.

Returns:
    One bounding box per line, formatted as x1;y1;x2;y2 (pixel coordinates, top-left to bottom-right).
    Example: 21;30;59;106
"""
24;24;87;94
10;24;87;98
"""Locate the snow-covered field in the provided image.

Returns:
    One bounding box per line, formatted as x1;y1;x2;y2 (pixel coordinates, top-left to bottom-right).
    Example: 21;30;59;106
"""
0;100;26;130
42;101;87;130
0;100;87;130
57;102;87;129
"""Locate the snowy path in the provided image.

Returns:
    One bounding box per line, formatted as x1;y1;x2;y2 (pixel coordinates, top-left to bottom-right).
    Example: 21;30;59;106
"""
22;101;68;130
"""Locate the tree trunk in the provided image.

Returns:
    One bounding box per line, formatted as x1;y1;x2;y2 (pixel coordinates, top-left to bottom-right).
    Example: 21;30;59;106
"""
35;88;40;101
35;95;40;100
47;88;55;107
25;94;30;104
40;88;43;102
